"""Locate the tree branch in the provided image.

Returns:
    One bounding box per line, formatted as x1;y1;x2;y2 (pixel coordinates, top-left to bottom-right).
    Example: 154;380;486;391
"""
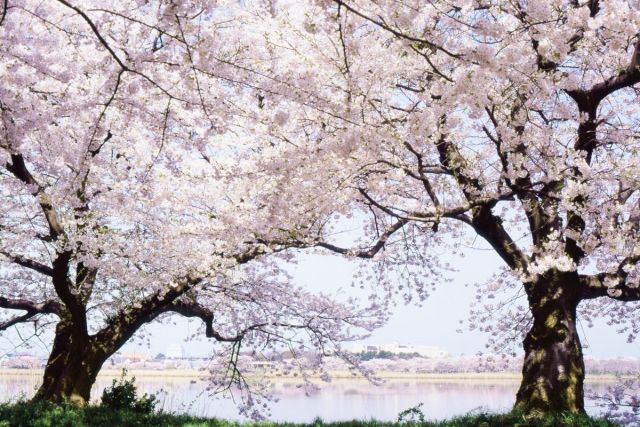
580;255;640;301
4;155;90;325
571;37;640;107
332;0;461;59
0;296;61;315
244;216;409;260
0;311;39;331
484;103;560;249
316;218;409;258
167;300;249;342
558;39;640;260
6;154;66;240
566;36;640;160
435;120;528;270
54;0;129;71
92;276;203;353
0;0;7;27
0;250;54;276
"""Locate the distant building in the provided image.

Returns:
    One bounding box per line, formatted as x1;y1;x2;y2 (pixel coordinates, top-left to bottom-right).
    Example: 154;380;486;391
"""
350;342;448;358
120;352;151;362
250;361;276;369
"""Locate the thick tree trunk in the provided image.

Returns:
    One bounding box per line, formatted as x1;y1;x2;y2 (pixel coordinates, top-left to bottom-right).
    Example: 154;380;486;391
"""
32;321;106;404
514;270;585;415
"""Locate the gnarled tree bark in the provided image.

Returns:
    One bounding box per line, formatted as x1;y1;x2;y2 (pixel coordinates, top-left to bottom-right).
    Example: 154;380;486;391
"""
31;291;243;404
33;321;107;404
515;270;585;415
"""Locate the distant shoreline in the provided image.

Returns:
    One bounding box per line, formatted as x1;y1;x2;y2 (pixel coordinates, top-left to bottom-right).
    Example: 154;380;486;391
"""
0;369;626;383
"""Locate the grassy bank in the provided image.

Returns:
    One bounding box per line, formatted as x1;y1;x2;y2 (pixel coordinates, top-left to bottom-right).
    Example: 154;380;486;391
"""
0;402;619;427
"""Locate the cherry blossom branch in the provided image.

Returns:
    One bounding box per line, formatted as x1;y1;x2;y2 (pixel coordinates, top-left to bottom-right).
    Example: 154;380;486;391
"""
336;5;350;75
0;296;61;316
580;276;640;301
176;15;213;126
567;38;640;160
92;276;204;352
232;243;292;264
0;250;54;276
588;375;640;425
245;216;409;259
5;153;88;329
0;311;40;331
0;0;7;27
53;0;129;70
87;8;180;41
580;256;640;301
484;103;563;250
573;38;640;106
403;141;442;208
358;186;522;226
164;300;307;342
332;0;462;59
164;299;228;340
53;1;187;103
435;123;528;270
559;38;640;261
5;154;65;240
315;218;409;258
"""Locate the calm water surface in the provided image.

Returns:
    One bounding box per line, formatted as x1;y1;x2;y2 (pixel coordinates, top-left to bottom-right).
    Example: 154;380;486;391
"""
0;374;610;422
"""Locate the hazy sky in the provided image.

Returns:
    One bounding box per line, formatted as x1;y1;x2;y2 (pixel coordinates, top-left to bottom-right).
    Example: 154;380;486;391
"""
279;248;639;359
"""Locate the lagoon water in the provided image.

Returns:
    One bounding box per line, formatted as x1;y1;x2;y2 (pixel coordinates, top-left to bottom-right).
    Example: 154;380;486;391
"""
0;374;610;422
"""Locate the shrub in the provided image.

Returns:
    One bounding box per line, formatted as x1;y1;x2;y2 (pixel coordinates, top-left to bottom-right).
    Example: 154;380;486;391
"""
397;403;425;424
100;369;157;414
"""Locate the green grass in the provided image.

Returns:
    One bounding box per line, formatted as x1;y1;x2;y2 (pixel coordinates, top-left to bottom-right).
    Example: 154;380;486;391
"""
0;401;620;427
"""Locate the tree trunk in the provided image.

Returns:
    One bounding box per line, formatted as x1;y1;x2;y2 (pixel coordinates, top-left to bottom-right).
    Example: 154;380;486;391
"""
514;270;585;415
33;321;106;404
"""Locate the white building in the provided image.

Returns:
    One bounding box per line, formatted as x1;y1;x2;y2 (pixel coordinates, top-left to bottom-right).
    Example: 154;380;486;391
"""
350;342;448;358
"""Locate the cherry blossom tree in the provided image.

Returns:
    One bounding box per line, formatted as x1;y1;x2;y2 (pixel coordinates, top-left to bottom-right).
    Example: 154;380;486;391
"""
226;0;640;416
590;376;640;425
6;0;640;419
0;0;384;410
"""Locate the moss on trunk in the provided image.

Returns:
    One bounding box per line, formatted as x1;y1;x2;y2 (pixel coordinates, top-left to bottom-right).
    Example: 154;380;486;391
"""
515;270;585;415
33;321;106;404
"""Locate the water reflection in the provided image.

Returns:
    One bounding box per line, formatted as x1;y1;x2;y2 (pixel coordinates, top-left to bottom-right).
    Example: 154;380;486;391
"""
0;374;610;422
